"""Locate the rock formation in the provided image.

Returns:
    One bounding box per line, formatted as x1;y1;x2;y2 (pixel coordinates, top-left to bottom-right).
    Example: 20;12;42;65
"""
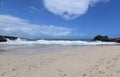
93;35;120;43
93;35;110;42
0;35;18;42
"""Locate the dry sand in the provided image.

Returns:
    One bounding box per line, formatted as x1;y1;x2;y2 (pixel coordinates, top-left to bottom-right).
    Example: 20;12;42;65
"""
0;46;120;77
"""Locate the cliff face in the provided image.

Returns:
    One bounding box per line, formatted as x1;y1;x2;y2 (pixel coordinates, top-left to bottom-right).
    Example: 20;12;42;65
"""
0;35;18;42
93;35;120;43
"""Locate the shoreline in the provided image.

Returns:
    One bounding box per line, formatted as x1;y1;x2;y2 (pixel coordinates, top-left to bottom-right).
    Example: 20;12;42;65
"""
0;45;120;77
0;44;120;55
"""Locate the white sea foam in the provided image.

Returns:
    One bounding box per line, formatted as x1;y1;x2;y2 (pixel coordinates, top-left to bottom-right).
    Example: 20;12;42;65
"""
0;38;118;45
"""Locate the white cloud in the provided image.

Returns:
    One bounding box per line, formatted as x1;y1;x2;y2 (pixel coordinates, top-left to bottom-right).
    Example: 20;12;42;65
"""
43;0;110;19
0;15;73;38
29;6;39;13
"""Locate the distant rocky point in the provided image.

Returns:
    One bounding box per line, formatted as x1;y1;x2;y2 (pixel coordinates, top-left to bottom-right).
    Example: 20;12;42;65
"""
0;35;120;43
93;35;120;43
0;35;18;42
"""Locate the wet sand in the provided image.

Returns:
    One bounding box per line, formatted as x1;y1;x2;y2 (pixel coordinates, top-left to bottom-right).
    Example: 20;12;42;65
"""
0;45;120;77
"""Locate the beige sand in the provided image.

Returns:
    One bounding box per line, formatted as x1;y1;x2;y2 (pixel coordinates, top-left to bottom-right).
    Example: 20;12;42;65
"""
0;46;120;77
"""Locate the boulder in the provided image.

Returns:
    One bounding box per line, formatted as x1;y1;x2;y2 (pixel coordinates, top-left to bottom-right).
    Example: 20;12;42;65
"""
111;38;120;43
93;35;120;43
93;35;110;42
0;37;7;42
0;35;18;42
115;38;120;42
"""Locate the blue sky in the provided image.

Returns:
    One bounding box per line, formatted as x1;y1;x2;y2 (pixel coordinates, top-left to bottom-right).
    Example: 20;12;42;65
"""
0;0;120;39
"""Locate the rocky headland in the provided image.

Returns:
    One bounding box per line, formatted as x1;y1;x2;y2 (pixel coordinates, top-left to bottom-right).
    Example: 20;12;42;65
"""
0;35;18;42
93;35;120;43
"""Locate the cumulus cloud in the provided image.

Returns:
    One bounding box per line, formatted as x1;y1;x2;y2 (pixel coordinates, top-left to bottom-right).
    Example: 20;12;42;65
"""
0;15;73;38
43;0;110;19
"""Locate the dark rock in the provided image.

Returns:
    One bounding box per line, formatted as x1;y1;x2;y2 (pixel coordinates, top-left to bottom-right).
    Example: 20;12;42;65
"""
111;38;120;43
115;38;120;42
0;35;18;42
93;35;120;43
2;36;18;40
0;37;7;42
93;35;110;42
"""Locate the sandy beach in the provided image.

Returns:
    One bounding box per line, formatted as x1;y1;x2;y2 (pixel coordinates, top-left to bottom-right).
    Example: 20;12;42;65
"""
0;0;120;77
0;45;120;77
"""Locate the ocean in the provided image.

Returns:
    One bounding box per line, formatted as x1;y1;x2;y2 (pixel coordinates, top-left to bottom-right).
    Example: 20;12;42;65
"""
0;38;118;45
0;38;118;55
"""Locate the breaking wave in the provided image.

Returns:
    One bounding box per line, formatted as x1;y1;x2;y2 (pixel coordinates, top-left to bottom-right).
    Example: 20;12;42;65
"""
0;38;118;46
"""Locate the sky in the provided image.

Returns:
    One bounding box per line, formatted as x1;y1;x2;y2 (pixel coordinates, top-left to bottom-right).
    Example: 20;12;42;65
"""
0;0;120;39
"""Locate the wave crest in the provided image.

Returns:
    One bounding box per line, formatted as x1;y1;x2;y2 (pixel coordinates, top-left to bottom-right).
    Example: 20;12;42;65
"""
0;38;118;45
